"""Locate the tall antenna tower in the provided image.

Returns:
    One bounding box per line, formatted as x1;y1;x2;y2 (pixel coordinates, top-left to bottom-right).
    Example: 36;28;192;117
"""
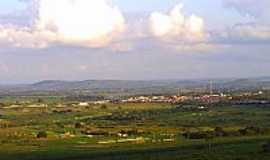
210;80;213;95
177;88;181;96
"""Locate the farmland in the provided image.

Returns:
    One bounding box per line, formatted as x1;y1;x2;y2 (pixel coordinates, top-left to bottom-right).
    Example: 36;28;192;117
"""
1;97;270;160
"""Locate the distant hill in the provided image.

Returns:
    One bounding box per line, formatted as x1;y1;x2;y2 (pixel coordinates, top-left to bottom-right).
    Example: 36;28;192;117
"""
30;80;202;91
219;78;270;90
0;77;270;96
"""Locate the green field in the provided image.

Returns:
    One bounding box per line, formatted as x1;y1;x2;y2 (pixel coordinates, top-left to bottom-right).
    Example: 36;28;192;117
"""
1;99;270;160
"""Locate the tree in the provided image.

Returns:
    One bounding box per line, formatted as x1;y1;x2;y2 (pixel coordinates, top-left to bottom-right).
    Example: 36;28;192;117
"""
37;131;47;138
75;122;85;129
214;127;225;137
101;104;107;109
262;142;270;152
37;98;43;103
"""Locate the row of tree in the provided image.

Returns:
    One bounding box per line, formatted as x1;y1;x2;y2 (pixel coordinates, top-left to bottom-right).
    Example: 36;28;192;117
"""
183;126;270;140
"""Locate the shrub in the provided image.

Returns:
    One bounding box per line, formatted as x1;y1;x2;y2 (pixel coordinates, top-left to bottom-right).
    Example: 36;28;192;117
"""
101;104;107;109
262;142;270;152
183;131;214;139
214;127;226;137
37;131;48;138
75;122;85;129
238;126;264;136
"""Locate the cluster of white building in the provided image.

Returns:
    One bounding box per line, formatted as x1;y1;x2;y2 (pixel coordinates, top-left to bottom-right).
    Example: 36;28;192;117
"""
121;95;191;103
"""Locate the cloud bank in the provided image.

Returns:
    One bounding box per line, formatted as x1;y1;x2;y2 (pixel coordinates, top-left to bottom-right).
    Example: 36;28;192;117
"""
0;0;125;48
224;0;270;20
221;0;270;43
0;0;268;51
149;4;205;42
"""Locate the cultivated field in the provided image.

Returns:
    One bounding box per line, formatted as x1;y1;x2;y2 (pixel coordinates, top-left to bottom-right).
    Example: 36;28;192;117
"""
1;98;270;160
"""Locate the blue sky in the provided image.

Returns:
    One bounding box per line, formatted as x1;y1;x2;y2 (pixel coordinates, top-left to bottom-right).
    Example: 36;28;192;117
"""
0;0;269;83
0;0;250;30
0;0;26;13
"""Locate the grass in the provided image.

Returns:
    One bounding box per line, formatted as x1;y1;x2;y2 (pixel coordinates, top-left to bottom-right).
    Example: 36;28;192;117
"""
1;101;270;159
0;136;270;160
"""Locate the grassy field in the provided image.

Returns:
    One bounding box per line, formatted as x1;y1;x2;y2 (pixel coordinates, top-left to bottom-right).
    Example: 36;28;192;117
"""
1;99;270;159
1;136;270;160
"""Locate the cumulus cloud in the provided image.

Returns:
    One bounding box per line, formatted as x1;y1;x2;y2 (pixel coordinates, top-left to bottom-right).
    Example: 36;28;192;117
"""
231;24;270;40
224;0;270;22
0;0;125;48
215;23;270;44
149;4;205;42
219;0;270;44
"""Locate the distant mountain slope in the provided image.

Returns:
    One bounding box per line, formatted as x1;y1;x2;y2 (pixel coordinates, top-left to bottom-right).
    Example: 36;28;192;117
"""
29;80;201;91
220;78;270;90
0;77;270;96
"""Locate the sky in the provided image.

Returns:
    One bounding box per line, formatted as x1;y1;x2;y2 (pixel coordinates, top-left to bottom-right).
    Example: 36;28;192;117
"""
0;0;269;84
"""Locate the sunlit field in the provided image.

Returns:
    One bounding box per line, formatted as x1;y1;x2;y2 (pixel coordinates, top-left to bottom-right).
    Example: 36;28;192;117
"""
1;99;270;160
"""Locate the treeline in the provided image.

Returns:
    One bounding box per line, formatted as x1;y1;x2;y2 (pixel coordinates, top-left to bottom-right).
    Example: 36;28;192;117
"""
65;95;106;101
182;126;270;140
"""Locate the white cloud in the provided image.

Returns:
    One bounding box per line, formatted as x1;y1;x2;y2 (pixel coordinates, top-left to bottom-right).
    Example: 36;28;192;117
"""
185;15;204;37
211;23;270;45
220;0;270;44
149;4;205;42
0;0;125;48
224;0;270;22
231;24;270;40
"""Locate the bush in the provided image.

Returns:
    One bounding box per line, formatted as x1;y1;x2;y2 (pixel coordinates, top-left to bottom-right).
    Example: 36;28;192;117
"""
75;122;85;129
37;98;43;103
262;142;270;152
183;131;214;140
37;131;48;138
101;104;107;109
238;126;265;136
214;127;226;137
